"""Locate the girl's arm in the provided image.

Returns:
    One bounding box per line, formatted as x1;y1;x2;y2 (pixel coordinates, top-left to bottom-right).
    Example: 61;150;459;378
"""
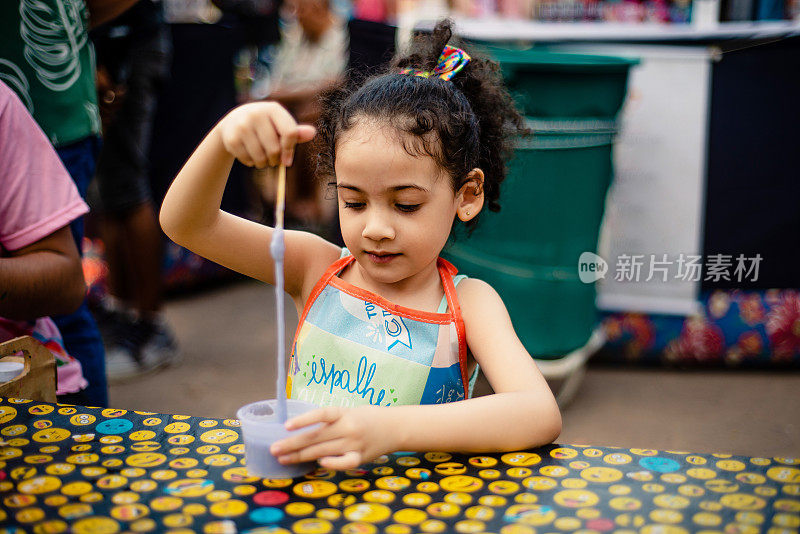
159;102;341;301
271;279;561;469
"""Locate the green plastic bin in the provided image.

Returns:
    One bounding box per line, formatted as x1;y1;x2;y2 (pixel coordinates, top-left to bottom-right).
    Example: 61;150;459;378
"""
444;49;636;359
489;48;637;119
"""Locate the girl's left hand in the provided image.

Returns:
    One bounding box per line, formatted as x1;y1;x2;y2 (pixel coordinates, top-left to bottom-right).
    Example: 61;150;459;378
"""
270;406;397;470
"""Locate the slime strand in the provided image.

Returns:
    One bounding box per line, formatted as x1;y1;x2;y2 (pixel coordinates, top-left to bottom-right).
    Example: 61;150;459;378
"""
271;164;288;423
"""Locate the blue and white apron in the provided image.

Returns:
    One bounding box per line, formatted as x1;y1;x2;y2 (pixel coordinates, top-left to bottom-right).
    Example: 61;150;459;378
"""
287;253;473;408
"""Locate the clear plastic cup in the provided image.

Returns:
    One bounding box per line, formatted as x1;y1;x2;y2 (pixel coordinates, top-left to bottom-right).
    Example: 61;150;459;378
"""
237;399;319;478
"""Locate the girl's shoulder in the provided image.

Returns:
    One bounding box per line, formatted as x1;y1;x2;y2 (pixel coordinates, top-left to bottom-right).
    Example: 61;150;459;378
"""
453;276;505;319
456;278;508;328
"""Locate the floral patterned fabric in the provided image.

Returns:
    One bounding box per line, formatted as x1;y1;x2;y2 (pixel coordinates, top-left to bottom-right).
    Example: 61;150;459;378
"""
598;289;800;367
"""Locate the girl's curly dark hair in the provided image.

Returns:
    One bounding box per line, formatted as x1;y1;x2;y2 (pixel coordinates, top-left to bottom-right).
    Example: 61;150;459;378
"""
316;19;524;229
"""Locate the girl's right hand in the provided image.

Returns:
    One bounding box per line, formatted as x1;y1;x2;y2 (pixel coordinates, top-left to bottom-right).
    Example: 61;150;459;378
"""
217;102;317;168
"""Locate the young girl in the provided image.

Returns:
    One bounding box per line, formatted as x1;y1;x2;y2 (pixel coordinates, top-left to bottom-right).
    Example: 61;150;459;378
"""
160;21;561;470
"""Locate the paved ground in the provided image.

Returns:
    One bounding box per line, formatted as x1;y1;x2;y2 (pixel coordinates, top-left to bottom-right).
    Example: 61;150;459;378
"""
111;280;800;458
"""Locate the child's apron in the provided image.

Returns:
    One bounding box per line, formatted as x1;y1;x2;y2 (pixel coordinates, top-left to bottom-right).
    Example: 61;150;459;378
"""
287;254;471;407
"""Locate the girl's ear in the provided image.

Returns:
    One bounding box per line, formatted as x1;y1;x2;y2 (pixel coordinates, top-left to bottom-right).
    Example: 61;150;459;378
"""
456;168;485;222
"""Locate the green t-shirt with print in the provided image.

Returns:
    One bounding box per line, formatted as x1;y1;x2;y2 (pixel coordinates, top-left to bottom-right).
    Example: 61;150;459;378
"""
0;0;100;147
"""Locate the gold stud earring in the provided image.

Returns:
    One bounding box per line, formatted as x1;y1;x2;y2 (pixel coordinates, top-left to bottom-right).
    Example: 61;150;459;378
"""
465;210;470;217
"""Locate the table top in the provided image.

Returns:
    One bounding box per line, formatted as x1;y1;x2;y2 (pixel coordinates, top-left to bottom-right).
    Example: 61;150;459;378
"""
0;397;798;533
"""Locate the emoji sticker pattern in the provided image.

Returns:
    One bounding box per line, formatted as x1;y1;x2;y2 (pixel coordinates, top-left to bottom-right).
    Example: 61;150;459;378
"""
0;397;797;533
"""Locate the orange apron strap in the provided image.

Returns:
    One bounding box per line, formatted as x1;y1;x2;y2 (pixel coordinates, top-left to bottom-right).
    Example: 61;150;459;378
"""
438;258;469;400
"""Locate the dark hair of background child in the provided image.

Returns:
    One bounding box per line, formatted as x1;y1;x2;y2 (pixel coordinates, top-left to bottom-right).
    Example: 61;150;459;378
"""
315;20;525;229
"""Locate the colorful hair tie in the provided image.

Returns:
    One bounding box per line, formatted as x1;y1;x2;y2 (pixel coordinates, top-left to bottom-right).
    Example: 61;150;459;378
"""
400;45;471;81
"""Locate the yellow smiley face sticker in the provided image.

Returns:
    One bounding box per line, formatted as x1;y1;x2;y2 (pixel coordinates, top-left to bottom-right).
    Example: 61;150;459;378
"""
142;417;162;426
363;490;396;504
395;456;420;467
0;406;18;424
375;476;411;491
221;467;259;483
434;462;466;476
549;448;577;460
719;493;767;511
649;509;683;524
340;479;371;493
392;508;427;525
716;460;746;472
69;414;96;426
468;456;497;468
505;504;556;526
604;453;633;465
61;481;94;496
522;476;558;491
163;422;191;434
465;505;495;521
488;480;520;495
101;408;128;418
10;466;37;481
170;457;199;469
130;480;158;493
18;475;62;494
540;465;569;477
735;511;765;525
294;481;338;499
581;467;623;483
28;404;54;415
425;502;461;519
129;441;161;452
507;468;533;479
401;492;431;507
286;502;317;516
150;496;184;512
32;428;70;443
767;467;800;483
404;468;431;480
440;476;483;493
609;496;642;511
424;452;452;463
71;516;121;534
327;493;358;508
553;489;599;508
653;494;691;509
128;430;157;441
344;503;392;523
371;466;393;476
166;479;215;498
125;453;167;468
444;492;473;505
478;469;500;479
110;503;150;521
1;424;26;436
502;452;542;466
415;482;439;494
692;511;723;526
200;429;239;444
96;475;129;490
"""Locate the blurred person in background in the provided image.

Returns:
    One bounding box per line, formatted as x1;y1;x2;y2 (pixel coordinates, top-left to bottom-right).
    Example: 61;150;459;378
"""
267;0;348;228
0;81;89;403
0;0;141;407
90;0;179;382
